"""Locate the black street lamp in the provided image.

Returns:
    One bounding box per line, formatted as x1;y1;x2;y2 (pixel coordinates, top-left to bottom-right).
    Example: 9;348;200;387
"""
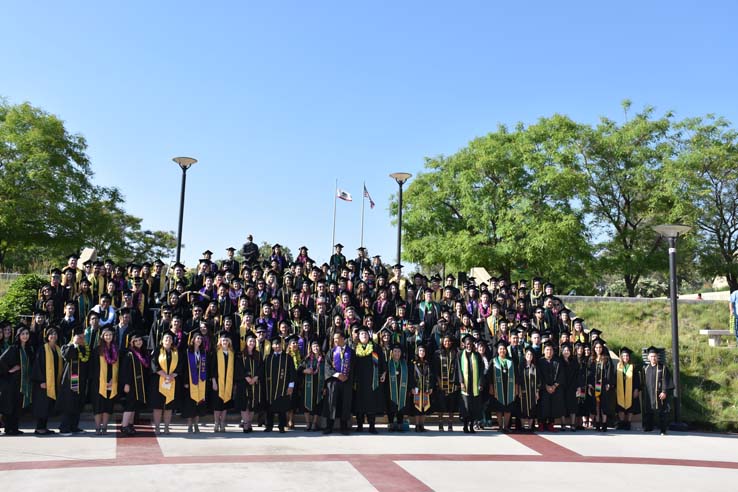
173;157;198;263
390;172;412;265
653;223;691;431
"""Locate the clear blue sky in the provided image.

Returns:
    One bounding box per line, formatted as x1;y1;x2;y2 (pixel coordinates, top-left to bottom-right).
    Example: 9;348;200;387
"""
2;1;737;268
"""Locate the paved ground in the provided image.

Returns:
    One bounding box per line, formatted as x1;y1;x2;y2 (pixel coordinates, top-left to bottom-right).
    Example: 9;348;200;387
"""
2;419;738;491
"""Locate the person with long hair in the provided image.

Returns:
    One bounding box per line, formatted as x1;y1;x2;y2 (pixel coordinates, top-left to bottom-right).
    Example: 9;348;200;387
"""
410;343;434;432
615;347;641;430
285;335;303;430
150;332;180;434
119;332;149;436
90;327;119;435
210;333;235;432
299;340;325;431
31;327;62;435
352;326;386;434
490;340;518;433
588;339;614;432
559;342;579;432
519;346;540;432
574;342;590;430
182;332;208;433
235;332;263;433
432;333;459;432
264;336;296;433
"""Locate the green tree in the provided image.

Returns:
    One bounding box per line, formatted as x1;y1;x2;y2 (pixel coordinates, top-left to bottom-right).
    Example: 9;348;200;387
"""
0;99;175;269
256;242;293;267
674;115;738;291
391;123;593;293
561;103;683;296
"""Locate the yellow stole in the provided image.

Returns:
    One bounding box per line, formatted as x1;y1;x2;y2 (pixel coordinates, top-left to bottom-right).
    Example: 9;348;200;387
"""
98;352;119;399
616;362;633;409
44;343;63;400
188;351;207;403
158;349;179;404
217;349;234;403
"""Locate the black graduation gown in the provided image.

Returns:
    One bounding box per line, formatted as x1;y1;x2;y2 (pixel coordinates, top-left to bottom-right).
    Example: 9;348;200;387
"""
180;349;208;418
431;349;459;412
209;350;235;411
89;348;119;414
385;358;410;414
298;355;324;415
0;344;34;414
56;344;90;414
588;358;616;416
235;351;263;412
519;363;541;419
642;363;674;414
119;350;149;412
323;345;354;421
457;350;484;420
561;357;579;415
352;344;386;415
263;351;296;413
615;363;642;414
409;359;435;415
149;348;182;410
538;357;565;419
31;345;62;419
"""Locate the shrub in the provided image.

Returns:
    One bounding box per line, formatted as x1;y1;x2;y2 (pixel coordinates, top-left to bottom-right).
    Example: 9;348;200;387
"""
0;274;46;323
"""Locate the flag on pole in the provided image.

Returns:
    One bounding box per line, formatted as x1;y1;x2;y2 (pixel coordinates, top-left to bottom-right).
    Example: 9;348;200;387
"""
363;184;375;209
336;188;353;202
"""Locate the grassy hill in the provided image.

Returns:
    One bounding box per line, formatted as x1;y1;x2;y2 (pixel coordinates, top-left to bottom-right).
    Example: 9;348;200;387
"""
568;300;738;431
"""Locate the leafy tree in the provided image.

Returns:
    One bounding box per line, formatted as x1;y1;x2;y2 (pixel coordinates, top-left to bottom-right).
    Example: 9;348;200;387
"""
0;99;175;270
0;273;46;323
391;123;593;293
256;241;293;267
674;115;738;291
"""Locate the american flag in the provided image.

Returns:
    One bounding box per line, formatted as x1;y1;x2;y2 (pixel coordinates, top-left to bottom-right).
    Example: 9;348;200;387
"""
363;184;375;209
336;188;353;202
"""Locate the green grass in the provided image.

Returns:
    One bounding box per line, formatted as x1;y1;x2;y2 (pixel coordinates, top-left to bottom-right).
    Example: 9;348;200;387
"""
569;300;738;431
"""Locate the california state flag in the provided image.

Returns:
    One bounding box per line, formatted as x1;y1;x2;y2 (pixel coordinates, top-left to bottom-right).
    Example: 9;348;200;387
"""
336;188;353;202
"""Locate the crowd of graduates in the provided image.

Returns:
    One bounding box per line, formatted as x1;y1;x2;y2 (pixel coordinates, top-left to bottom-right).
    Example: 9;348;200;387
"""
0;238;675;437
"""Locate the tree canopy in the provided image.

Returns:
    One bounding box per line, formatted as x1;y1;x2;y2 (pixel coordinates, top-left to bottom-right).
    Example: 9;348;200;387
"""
392;102;738;295
0;99;175;270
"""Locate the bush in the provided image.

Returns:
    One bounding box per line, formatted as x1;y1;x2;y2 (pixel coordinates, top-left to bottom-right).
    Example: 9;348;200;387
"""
0;274;46;323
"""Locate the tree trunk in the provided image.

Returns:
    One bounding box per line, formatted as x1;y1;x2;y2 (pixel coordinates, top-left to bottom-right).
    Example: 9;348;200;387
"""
624;275;638;297
727;273;738;293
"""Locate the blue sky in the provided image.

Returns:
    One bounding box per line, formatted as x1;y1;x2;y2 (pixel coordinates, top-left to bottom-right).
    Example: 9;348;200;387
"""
2;1;737;267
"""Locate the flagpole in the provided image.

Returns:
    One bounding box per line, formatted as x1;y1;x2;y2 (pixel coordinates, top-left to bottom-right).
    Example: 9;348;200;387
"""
331;179;338;260
360;182;366;248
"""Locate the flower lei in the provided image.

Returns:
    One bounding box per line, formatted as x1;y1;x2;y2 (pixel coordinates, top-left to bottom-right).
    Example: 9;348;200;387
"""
356;342;375;357
131;347;150;368
101;342;118;365
78;344;91;363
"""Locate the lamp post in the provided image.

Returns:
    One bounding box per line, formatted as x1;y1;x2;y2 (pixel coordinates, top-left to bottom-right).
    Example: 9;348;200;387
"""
652;223;691;431
389;172;412;265
173;157;198;263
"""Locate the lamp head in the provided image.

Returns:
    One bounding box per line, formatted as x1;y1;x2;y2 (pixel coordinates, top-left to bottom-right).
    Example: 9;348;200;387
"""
653;224;691;239
173;156;198;171
389;172;412;185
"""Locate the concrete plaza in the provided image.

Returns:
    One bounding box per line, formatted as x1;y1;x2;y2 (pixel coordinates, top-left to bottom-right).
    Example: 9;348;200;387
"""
1;419;737;491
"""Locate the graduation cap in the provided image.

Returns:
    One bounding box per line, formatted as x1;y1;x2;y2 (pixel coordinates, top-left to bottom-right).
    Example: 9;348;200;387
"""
392;263;404;269
118;307;132;316
572;317;584;325
202;249;214;256
542;340;556;349
255;324;267;333
646;345;660;354
68;253;80;260
272;243;282;249
446;273;456;280
372;255;381;259
82;259;93;267
619;346;633;356
461;334;474;344
141;261;152;268
50;268;62;276
244;332;257;340
495;339;509;349
588;328;602;338
79;277;91;285
357;246;367;251
559;308;571;316
379;326;393;337
172;262;185;269
285;334;300;344
334;243;344;248
390;342;404;352
154;259;165;266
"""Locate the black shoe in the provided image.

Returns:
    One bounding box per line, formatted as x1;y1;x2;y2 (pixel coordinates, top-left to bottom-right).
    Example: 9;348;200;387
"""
73;428;85;434
462;425;469;434
323;427;333;435
279;427;286;434
6;429;23;436
264;427;273;432
438;424;444;432
340;428;350;435
369;427;378;435
355;425;363;433
468;425;476;434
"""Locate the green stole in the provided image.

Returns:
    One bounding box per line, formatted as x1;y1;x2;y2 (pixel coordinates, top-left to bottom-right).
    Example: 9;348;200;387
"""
388;358;408;407
303;356;325;411
19;347;32;408
493;356;515;405
460;350;480;397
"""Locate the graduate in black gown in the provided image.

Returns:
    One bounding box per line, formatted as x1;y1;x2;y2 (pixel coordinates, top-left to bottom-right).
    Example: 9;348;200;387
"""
385;343;410;432
263;336;296;433
615;346;641;430
323;331;353;435
181;332;208;433
490;340;518;433
235;333;263;433
559;342;579;432
410;343;435;432
119;332;149;436
588;339;615;432
1;325;35;434
519;346;540;432
642;346;674;435
352;326;386;434
31;327;62;434
89;327;120;435
457;334;484;434
57;332;91;435
538;341;565;431
210;332;236;432
299;339;325;431
432;333;459;432
150;332;181;435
